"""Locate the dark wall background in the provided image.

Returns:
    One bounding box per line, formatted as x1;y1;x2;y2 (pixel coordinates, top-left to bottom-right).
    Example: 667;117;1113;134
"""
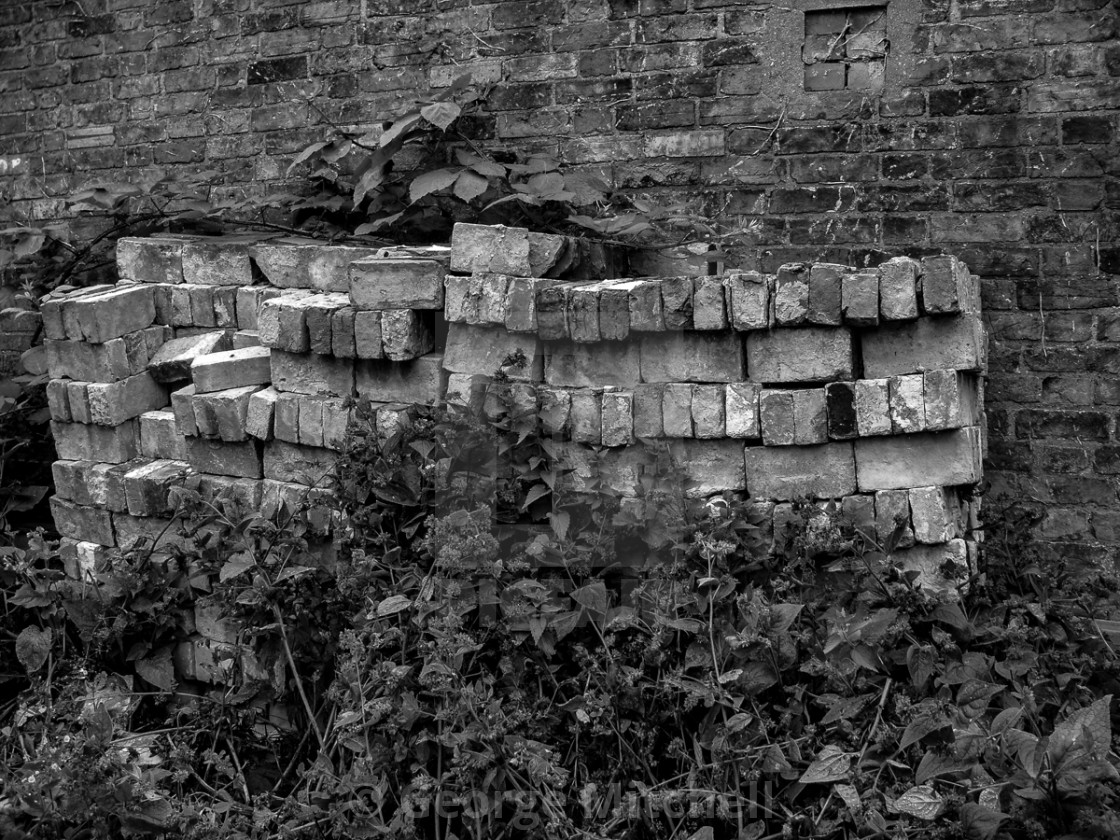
1;0;1118;560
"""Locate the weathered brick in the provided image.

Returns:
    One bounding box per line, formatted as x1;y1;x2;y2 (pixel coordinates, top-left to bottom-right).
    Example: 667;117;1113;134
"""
908;486;959;544
569;390;602;444
46;379;71;422
691;384;725;438
476;274;510;325
185;437;263;479
874;489;915;548
861;316;986;378
807;263;844;326
724;271;769;331
148;331;231;383
692;275;728;330
353;309;384;359
640;331;744;382
660;275;694;329
746;327;852;383
139;409;188;460
774;264;810;326
60;284;156;343
535;285;569;340
744;442;857;501
855;428;983;491
825;381;858;439
841;270;880;326
889;374;926;434
601;390;634;446
356;354;443;405
192;346;272;393
662;383;694;437
667;439;747;498
568;283;602;342
924;370;979;430
51;419;140;463
878;258;920;321
632;383;664;437
271;349;354;396
84;372;168;426
349;258;445;309
123;459;191;517
117;236;186;285
920;255;980;315
50;497;115;545
546;340;642;387
381;310;433;360
444;324;543;382
181;236;256;286
725;382;760;439
759;390;795;446
854;378;892;437
504;276;539;333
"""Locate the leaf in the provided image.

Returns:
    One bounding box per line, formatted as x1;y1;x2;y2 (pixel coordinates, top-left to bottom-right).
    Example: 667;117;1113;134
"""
380;112;422;148
800;745;853;784
548;509;570;540
15;626;51;672
520;483;551;511
135;647;175;691
286;140;330;175
1050;694;1112;762
219;552;255;582
571;581;608;616
453;170;490;202
834;783;861;812
958;803;1008;840
409;168;459;204
526;171;566;196
892;785;944;820
915;751;974;784
420;100;461;130
900;713;948;750
376;594;413;616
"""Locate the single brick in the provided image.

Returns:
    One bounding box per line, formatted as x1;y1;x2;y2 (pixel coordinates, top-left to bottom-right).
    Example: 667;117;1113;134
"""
792;388;828;445
662;383;694;437
271;349;354;397
250;240;387;292
724;271;769;331
331;307;357;357
626;279;666;332
744;442;857;501
725;382;761;439
774;263;810;326
920;255;979;315
60;284;156;344
546;340;642;387
349;258;445;310
181;237;255;286
323;398;351;450
170;384;198;436
148;331;232;383
504;276;539;333
874;489;915;549
213;287;237;328
598;281;632;341
878;257;920;321
601;390;634;446
86;372;168;426
246;387;279;440
908;485;959;544
353;309;384;359
746;327;852;383
443;324;543;382
86;461;138;511
46;326;168;383
759;390;796;446
538;386;571;436
632;384;664;438
825;381;858;439
451;222;613;280
117;236;185;285
201;384;265;441
807;263;844;326
692;384;726;438
568;283;602;343
233;330;260;349
257;291;311;348
855;427;983;491
924;370;979;430
568;391;602;444
660;275;694;329
640;331;745;383
140;409;188;460
51;420;140;463
66;381;91;424
297;395;325;448
476;274;509;325
50;497;115;545
444;372;488;411
46;379;71;422
124;459;191;517
305;293;348;355
192;346;272;393
273;392;300;443
841;270;880;326
863;315;986;378
667;439;747;498
52;460;94;505
854;378;891;436
889;374;927;434
537;285;569;340
693;275;729;330
185;437;263;479
444;274;477;323
840;493;876;539
355;355;443;405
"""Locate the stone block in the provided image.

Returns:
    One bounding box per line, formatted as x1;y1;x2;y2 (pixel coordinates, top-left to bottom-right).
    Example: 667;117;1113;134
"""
920;255;979;315
667;439;747;498
50;497;115;545
60;284;156;344
504;276;538;333
842;270;879;326
192;346;272;393
270;350;354;397
601;390;634;447
546;340;641;388
443;323;543;381
536;284;568;340
692;384;725;438
349;258;445;310
86;372;168;426
263;441;336;486
381;310;434;360
356;354;443;405
475;274;509;325
52;459;94;505
181;236;256;286
51;420;140;463
351;309;383;359
632;384;664;438
170;384;198;436
185;437;263;479
623;279;665;332
445;373;489;412
148;331;232;383
875;489;915;548
725;271;769;331
450;222;616;280
861;315;986;378
197;384;266;441
924;370;979;431
331;307;357;357
760;390;795;446
744;442;857;501
245;387;278;441
854;378;891;436
693;275;728;330
598;281;631;341
774;263;810;326
746;327;852;383
640;331;744;383
444;274;477;324
808;263;844;326
46;379;71;422
257;291;309;348
298;396;325;448
250;239;382;291
117;236;185;285
725;382;760;439
792;388;828;445
140;409;189;460
235;286;274;331
909;486;959;544
854;427;983;491
322;398;350;450
305;293;348;355
565;283;599;343
569;391;602;444
66;381;91;423
825;381;858;439
124;459;191;517
660;275;694;329
233;330;260;349
213;287;237;328
87;460;143;511
273;392;300;443
46;326;168;382
662;383;694;437
889;374;926;434
878;257;920;321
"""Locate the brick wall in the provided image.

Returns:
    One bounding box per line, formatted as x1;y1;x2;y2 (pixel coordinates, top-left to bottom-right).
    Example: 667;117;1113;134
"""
1;0;1117;559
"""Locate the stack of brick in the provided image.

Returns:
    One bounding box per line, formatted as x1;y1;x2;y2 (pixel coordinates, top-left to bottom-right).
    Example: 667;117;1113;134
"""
44;224;987;685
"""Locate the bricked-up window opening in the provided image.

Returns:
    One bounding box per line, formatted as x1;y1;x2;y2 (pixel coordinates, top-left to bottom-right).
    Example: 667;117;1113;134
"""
803;6;888;92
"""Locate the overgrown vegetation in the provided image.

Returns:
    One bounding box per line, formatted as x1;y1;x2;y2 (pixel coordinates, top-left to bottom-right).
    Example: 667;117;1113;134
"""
2;374;1118;839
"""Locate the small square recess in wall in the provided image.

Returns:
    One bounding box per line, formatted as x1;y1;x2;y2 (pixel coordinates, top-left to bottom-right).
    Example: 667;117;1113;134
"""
803;6;888;92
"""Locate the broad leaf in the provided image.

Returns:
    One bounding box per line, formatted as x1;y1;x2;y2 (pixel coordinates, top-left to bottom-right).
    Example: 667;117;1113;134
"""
958;803;1007;840
136;647;175;691
219;552;255;582
892;785;944;820
377;594;413;616
15;626;51;672
800;745;853;784
409;168;458;204
420;101;461;131
1049;694;1112;762
286;140;330;175
453;170;490;202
